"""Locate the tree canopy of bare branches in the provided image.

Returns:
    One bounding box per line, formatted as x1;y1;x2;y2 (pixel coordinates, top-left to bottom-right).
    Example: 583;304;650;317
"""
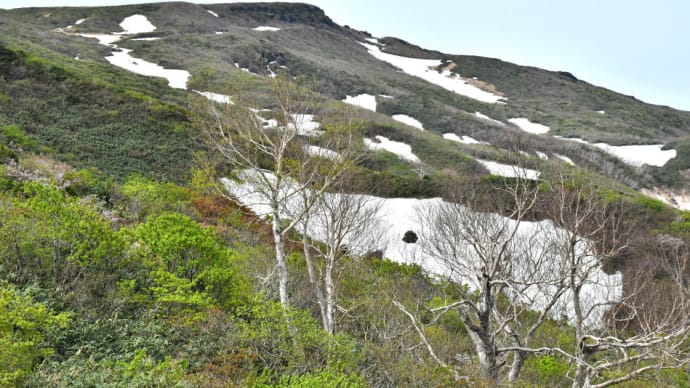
193;76;360;309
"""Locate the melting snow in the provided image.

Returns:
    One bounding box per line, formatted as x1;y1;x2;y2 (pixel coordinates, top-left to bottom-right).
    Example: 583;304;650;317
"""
364;135;420;163
223;170;620;326
118;14;156;34
475;111;505;126
304;145;341;160
71;15;190;89
555;154;575;166
253;26;281;32
593;143;675;167
558;137;676;167
392;114;424;130
206;9;219;17
289;114;323;136
343;93;377;112
359;42;505;104
105;48;190;89
508;118;550;134
267;66;277;78
193;90;232;104
443;133;487;145
477;159;540;180
78;33;122;46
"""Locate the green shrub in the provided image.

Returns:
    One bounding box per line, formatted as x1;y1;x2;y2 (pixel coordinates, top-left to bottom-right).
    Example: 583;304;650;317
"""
2;124;37;150
0;282;70;386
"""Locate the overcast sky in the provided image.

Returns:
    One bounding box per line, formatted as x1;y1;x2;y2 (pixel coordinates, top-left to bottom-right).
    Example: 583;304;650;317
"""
4;0;689;111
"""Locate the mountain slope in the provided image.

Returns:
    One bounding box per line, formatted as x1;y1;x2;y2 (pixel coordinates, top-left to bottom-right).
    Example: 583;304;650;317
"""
3;1;690;195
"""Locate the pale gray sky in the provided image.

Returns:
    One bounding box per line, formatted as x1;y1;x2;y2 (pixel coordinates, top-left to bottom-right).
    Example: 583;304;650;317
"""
3;0;689;111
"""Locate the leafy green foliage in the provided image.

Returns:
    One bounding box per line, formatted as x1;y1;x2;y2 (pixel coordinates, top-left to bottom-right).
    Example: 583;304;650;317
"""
119;175;192;220
119;212;249;316
0;282;70;386
254;366;367;388
2;124;37;150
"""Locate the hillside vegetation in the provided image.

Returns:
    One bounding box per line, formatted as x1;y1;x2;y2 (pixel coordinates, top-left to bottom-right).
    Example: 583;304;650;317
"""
0;2;689;386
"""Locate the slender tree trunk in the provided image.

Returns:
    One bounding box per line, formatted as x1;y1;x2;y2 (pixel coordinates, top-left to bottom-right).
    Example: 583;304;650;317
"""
571;242;589;388
272;210;289;307
302;221;328;330
324;252;336;334
508;349;526;382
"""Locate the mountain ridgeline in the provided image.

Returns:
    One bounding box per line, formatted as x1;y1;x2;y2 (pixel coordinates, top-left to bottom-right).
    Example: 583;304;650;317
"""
0;2;689;387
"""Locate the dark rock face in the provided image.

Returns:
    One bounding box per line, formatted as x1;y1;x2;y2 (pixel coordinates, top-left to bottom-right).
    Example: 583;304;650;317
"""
206;3;339;29
558;71;578;82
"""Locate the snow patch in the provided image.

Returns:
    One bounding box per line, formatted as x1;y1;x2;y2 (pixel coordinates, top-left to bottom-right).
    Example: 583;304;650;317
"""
78;33;122;46
508;118;550;134
392;114;424;130
215;31;224;35
364;37;380;44
206;9;219;17
475;111;505;126
106;48;190;89
193;90;232;104
592;143;675;167
289;114;323;136
477;159;540;180
131;37;161;41
597;110;606;114
364;135;420;163
304;145;341;161
558;137;676;167
75;18;86;25
555;154;575;166
443;133;487;145
71;16;190;89
267;66;277;78
535;151;549;159
360;42;505;104
342;94;377;112
118;14;156;35
253;26;281;32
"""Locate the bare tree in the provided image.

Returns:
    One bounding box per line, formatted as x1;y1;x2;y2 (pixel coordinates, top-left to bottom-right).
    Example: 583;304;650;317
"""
530;177;690;388
194;76;358;308
297;188;383;334
413;175;564;384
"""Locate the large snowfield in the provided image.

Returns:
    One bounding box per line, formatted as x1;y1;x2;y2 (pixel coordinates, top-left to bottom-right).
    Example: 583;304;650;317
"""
223;171;621;327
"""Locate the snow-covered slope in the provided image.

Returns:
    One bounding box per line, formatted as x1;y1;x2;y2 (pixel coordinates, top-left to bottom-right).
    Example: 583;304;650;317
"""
223;171;620;327
360;40;505;104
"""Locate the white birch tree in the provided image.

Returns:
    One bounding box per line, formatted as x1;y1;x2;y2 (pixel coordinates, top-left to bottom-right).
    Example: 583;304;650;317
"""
195;76;358;308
